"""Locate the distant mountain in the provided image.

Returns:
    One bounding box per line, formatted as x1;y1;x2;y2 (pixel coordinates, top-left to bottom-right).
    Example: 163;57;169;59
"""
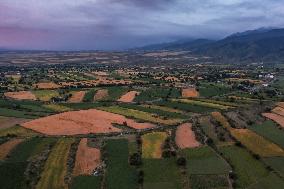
134;38;214;51
198;28;284;62
135;28;284;63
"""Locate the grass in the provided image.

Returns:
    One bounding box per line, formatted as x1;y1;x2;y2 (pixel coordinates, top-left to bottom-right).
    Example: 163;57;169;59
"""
99;106;183;125
142;158;182;189
263;157;284;177
182;146;231;175
248;173;284;189
198;82;232;97
135;87;181;102
219;145;269;188
249;120;284;148
33;90;59;101
70;176;102;189
155;100;218;113
119;103;187;119
173;99;233;110
0;125;39;137
230;129;284;157
189;174;229;189
142;132;167;159
83;88;97;102
0;138;56;189
43;104;72;112
105;139;138;189
141;104;185;114
104;86;129;101
36;138;75;189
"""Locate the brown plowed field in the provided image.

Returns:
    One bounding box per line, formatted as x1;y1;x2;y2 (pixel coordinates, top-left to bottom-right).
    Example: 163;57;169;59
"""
68;91;86;103
182;88;199;98
0;139;23;160
93;89;108;101
4;91;36;100
262;113;284;128
118;91;140;102
22;109;155;135
272;106;284;117
276;102;284;109
33;82;61;89
175;123;200;149
73;138;101;176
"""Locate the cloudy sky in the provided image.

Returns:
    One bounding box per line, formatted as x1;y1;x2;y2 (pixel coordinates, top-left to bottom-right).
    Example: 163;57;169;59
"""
0;0;284;50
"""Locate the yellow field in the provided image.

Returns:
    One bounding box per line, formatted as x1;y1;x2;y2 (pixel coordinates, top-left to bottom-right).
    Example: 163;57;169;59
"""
43;104;72;112
142;132;167;159
173;99;233;110
33;90;59;101
211;112;231;130
141;104;185;114
99;106;183;125
36;138;74;189
212;112;284;157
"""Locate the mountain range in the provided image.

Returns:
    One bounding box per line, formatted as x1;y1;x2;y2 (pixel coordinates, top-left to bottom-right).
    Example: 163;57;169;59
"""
136;28;284;63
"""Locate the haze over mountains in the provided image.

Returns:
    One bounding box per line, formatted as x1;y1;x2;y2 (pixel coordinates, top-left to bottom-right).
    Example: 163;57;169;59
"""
136;28;284;62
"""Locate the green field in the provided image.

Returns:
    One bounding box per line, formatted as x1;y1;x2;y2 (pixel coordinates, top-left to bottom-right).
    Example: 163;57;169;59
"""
105;139;138;189
182;146;231;175
71;176;102;189
189;174;229;189
83;88;97;102
33;90;59;101
36;138;74;189
143;158;182;189
154;100;217;113
0;138;56;189
103;86;129;101
248;173;284;189
173;99;233;110
0;125;39;137
134;87;180;102
99;106;183;125
263;157;284;177
249;120;284;148
218;145;269;188
198;82;232;97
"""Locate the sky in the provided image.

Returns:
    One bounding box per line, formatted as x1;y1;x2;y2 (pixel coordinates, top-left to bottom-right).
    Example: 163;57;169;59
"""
0;0;284;50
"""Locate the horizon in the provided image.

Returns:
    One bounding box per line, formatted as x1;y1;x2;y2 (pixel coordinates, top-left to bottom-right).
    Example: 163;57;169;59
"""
1;0;284;50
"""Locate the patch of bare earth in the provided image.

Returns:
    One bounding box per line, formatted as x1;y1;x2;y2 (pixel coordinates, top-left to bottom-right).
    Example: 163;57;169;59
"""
0;116;30;130
73;138;101;176
93;89;108;101
0;139;23;160
175;123;200;149
33;82;60;89
118;91;140;103
272;106;284;117
182;88;199;98
22;109;155;135
4;91;36;100
68;91;86;103
262;113;284;128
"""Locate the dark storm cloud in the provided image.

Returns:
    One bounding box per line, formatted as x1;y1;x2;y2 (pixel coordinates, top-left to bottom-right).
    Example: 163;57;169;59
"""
0;0;284;50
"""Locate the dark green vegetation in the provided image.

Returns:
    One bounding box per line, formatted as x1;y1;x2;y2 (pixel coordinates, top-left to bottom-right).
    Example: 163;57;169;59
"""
0;138;56;189
198;82;232;97
105;139;138;189
83;88;97;102
71;176;102;189
263;157;284;177
135;87;180;102
142;158;182;189
219;145;269;188
189;174;229;189
249;120;284;148
104;86;128;101
0;99;54;119
182;146;231;175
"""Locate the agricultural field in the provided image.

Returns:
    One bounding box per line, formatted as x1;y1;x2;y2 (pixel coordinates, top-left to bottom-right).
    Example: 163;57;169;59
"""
142;132;167;158
104;139;138;189
1;52;284;188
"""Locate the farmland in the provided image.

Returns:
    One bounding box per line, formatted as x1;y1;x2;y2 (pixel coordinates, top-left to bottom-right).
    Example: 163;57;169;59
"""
1;51;284;188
